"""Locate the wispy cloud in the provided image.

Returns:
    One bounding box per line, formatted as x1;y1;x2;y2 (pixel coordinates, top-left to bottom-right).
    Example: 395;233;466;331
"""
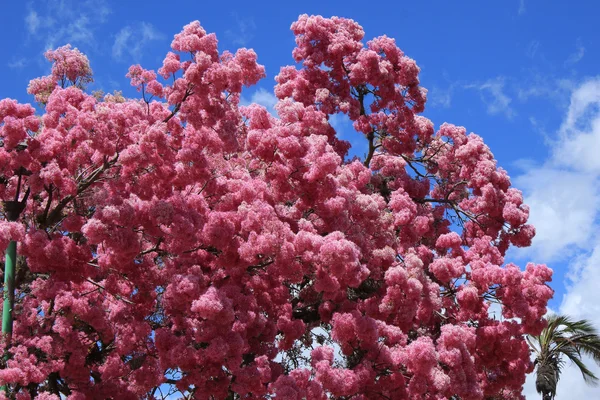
465;77;516;119
7;58;27;70
518;0;526;16
430;77;515;118
112;28;132;59
517;74;574;107
565;38;585;66
112;22;164;62
429;84;457;108
225;14;256;47
241;88;279;116
24;0;112;51
553;79;600;173
526;40;540;59
25;10;41;34
432;72;575;118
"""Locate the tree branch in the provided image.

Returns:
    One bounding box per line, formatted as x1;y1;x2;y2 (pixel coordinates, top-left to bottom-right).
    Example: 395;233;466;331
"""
40;154;118;228
86;278;135;305
163;88;193;123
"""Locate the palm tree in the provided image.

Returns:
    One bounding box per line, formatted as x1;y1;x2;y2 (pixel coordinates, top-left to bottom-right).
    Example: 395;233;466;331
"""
527;314;600;400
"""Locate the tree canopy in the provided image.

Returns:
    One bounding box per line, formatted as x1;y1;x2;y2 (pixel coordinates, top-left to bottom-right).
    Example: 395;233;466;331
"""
0;15;553;399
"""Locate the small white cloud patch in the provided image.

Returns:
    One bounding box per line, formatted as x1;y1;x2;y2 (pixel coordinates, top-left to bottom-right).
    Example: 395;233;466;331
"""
7;58;27;69
251;88;278;114
465;77;516;119
518;0;526;16
225;14;256;47
241;88;279;116
526;40;540;59
112;22;164;62
23;0;112;51
565;38;586;66
25;10;40;34
429;84;456;109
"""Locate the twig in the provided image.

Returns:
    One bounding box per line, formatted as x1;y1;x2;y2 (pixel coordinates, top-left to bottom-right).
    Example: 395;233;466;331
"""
85;278;135;305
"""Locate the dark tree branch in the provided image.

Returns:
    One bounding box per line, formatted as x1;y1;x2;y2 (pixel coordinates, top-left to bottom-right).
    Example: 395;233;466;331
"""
163;88;193;123
40;154;118;228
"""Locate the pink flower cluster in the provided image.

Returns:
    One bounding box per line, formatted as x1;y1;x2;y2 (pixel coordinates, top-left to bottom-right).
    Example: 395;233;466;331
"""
27;45;93;104
0;15;552;399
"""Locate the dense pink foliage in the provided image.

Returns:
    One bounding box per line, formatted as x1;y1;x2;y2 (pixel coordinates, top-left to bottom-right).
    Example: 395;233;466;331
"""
0;15;552;399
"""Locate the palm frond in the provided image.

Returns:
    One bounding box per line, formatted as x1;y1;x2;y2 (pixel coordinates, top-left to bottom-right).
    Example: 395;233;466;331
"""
527;334;541;356
561;347;599;386
529;314;600;396
569;335;600;364
561;318;597;336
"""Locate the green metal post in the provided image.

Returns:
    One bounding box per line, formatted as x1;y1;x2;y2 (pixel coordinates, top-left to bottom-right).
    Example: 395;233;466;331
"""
1;166;29;394
1;240;16;393
2;240;16;339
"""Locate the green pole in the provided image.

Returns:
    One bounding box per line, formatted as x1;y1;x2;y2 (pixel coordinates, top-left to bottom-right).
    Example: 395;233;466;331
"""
1;169;29;394
1;240;16;393
1;173;29;394
2;240;16;339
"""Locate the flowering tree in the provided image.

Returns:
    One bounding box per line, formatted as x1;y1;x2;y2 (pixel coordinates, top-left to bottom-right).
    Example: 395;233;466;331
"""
0;15;553;400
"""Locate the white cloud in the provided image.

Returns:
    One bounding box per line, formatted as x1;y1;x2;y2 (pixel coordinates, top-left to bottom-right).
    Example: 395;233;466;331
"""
488;301;502;320
225;14;256;47
24;0;112;51
546;80;600;397
429;84;456;108
112;22;164;61
56;15;94;46
437;73;573;113
479;79;515;118
518;0;526;16
465;78;515;119
526;40;540;59
250;88;278;114
512;77;600;266
560;242;600;319
559;79;600;132
434;73;574;116
140;21;162;41
7;58;27;69
513;77;600;396
517;75;573;105
523;368;538;398
25;10;40;34
553;79;600;174
565;38;586;66
240;88;279;117
512;168;600;263
112;27;132;59
539;240;600;399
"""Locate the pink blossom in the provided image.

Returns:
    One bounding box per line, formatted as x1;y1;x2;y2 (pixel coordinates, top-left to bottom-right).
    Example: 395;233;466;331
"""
0;15;552;399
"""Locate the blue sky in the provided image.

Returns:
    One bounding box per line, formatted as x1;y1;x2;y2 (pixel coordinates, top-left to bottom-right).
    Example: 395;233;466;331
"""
1;1;600;397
